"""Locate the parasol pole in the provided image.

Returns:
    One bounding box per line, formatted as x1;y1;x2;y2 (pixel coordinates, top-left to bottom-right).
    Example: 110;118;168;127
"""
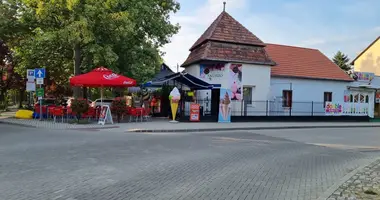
101;87;103;107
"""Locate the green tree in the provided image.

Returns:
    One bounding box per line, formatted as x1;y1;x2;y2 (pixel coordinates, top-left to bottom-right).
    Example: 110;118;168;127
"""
333;51;351;72
15;0;180;97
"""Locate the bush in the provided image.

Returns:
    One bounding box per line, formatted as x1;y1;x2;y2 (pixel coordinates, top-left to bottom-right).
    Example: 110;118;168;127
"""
111;97;127;123
71;98;89;121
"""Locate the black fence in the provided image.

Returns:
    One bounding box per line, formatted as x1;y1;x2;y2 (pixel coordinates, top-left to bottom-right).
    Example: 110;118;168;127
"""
179;99;370;122
182;99;329;117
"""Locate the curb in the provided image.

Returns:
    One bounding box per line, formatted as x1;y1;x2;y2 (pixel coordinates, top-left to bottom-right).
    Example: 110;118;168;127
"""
0;120;37;128
127;124;380;133
316;157;380;200
0;120;119;130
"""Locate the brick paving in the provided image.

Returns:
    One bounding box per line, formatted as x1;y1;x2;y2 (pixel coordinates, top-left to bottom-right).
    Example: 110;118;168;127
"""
0;125;378;200
326;159;380;200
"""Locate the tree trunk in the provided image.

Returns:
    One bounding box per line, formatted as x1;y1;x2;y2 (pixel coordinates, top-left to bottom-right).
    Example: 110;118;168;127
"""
73;43;82;98
18;89;25;108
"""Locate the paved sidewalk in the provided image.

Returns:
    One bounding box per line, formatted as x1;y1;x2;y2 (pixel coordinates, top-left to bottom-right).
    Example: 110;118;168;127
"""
3;111;380;131
322;159;380;200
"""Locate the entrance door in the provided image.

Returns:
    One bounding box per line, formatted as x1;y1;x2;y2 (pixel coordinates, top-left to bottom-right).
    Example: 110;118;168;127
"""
211;89;220;117
243;87;253;116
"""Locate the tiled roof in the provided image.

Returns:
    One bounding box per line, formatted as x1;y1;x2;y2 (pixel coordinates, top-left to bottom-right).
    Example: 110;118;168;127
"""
266;44;353;81
189;11;265;51
182;41;275;67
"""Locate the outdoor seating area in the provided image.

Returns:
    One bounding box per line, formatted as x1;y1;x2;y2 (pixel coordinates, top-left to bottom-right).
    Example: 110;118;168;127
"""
32;103;152;123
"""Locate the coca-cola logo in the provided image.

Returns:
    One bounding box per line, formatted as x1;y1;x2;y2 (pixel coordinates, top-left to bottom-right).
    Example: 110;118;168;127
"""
123;81;133;85
103;73;119;80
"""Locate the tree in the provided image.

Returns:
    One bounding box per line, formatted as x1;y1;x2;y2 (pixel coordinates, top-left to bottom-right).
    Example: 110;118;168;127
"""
13;0;180;97
333;51;351;72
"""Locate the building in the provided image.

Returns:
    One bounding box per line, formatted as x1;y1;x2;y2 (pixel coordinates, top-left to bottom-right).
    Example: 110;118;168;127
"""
351;36;380;117
181;10;372;119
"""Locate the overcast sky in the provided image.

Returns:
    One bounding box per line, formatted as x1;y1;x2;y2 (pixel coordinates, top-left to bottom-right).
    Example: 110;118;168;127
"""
161;0;380;71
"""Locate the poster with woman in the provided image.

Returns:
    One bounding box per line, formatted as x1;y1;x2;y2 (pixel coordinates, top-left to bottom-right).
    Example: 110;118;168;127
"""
218;88;232;123
229;64;242;100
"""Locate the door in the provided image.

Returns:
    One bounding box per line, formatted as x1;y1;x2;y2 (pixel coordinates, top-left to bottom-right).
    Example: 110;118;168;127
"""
211;89;220;117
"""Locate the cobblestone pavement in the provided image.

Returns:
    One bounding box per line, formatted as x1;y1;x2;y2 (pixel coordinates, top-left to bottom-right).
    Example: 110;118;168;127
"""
0;124;379;200
327;159;380;200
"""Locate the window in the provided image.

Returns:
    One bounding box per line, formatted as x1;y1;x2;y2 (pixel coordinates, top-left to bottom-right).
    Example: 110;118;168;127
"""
282;90;292;107
324;92;332;107
365;95;369;103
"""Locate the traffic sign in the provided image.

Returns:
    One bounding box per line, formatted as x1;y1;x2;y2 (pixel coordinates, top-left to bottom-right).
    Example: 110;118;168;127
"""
27;69;35;80
34;68;46;78
36;78;44;85
36;88;44;98
26;81;36;92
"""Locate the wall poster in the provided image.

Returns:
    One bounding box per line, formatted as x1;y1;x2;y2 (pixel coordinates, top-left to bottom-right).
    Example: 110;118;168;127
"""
199;63;225;82
229;64;243;100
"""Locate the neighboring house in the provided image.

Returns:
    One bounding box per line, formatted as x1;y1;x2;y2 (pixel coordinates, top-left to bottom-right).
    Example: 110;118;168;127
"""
266;44;354;116
351;36;380;75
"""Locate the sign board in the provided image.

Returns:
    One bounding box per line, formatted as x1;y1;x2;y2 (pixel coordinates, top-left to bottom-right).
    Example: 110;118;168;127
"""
36;88;44;98
325;102;369;116
27;69;35;80
189;103;200;122
26;81;36;92
352;71;375;83
36;78;44;85
34;68;46;79
98;105;114;125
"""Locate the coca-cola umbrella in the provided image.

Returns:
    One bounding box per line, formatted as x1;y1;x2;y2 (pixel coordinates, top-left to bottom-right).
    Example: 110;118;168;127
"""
70;67;136;105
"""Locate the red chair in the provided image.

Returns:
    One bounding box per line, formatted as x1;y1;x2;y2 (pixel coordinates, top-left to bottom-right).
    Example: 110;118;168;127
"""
129;108;143;122
143;108;151;121
82;107;96;121
53;107;65;123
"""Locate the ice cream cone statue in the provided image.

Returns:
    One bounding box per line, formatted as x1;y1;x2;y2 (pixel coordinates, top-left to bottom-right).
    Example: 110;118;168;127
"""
169;87;181;122
221;91;231;120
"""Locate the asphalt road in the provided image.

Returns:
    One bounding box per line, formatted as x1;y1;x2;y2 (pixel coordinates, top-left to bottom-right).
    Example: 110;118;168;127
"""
0;125;379;200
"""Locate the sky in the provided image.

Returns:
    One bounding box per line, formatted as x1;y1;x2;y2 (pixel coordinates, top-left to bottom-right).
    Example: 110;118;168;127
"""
161;0;380;71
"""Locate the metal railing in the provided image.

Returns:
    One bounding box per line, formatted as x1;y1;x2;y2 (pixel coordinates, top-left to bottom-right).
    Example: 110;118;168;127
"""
182;99;331;117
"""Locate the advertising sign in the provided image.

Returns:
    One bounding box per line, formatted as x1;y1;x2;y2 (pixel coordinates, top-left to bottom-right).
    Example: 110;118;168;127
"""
229;64;242;100
200;64;225;82
98;105;113;125
218;88;232;123
352;71;375;83
189;103;200;122
325;102;343;115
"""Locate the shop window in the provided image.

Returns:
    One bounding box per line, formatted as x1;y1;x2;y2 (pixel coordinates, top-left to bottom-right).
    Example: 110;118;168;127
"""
282;90;292;107
365;95;369;103
350;94;353;102
324;92;332;107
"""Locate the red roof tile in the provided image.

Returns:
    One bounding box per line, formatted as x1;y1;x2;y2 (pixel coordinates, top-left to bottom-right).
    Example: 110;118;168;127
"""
182;41;275;67
190;11;265;51
266;44;353;81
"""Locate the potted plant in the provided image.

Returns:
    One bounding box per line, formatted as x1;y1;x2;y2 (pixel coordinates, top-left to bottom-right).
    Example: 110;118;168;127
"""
71;98;89;122
111;97;127;123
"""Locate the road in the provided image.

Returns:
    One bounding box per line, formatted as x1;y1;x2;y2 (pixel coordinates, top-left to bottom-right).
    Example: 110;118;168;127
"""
1;125;379;200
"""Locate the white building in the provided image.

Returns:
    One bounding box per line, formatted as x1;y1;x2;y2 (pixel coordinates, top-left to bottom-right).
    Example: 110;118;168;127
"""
181;11;373;118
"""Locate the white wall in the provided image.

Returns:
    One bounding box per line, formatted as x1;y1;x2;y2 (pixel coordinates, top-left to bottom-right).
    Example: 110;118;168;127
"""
184;64;200;78
270;77;351;116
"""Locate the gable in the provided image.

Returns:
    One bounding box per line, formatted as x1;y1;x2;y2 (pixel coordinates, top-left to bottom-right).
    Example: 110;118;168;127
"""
352;37;380;75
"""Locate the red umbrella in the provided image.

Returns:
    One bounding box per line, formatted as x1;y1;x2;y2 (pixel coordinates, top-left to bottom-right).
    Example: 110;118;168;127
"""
70;67;136;87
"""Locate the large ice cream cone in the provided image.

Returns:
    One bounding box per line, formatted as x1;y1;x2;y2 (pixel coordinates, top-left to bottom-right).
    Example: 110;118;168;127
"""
170;100;179;121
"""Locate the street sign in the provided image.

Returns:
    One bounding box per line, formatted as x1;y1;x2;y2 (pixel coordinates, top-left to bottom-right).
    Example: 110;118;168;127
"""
26;81;36;92
36;88;44;98
36;78;44;85
34;68;46;79
27;69;35;80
